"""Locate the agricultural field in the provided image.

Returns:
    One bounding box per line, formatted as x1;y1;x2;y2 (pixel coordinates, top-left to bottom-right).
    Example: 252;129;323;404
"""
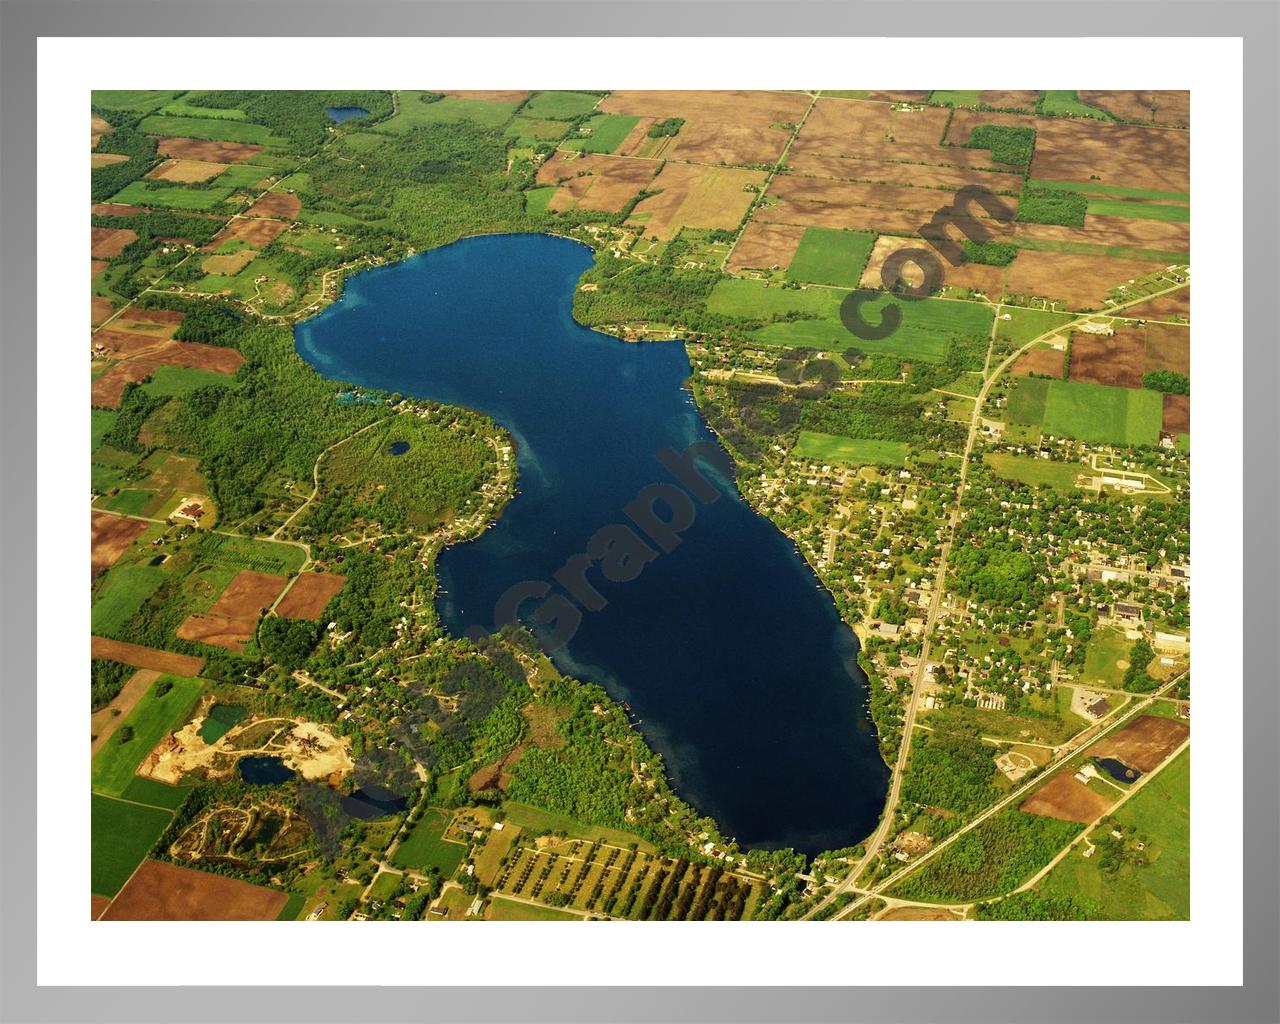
1036;750;1189;918
391;809;467;877
91;794;174;898
794;432;907;467
785;228;876;288
90;674;204;796
1041;379;1164;446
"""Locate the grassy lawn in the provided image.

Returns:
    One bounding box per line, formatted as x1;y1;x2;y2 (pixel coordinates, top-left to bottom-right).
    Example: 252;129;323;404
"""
560;114;640;154
485;895;579;921
1083;626;1132;689
785;228;876;288
367;870;405;902
1042;379;1163;446
90;674;204;797
390;809;467;877
1039;750;1189;919
984;453;1084;491
91;564;166;636
708;279;992;364
91;794;172;897
108;181;234;212
521;91;600;120
137;114;282;146
794;431;907;467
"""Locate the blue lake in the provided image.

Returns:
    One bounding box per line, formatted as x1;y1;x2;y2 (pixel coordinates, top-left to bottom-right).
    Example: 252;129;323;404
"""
325;106;369;124
239;756;296;785
295;233;888;854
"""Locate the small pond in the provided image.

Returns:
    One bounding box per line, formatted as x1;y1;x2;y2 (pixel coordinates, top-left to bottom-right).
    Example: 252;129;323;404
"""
386;440;411;456
239;756;297;785
325;106;369;124
1096;757;1141;783
339;784;409;820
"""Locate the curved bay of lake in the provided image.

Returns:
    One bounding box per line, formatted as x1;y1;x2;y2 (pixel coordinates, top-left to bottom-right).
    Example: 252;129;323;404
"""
295;233;888;854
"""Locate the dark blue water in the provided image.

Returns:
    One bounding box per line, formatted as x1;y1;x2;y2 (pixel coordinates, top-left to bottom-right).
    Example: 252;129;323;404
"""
239;756;296;785
387;440;411;456
325;106;370;124
1096;757;1141;783
295;233;888;855
341;785;410;820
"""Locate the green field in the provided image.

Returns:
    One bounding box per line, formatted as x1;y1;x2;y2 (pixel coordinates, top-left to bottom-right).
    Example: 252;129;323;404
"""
928;90;982;108
93;90;182;114
499;801;657;852
506;117;571;146
708;279;993;363
95;488;156;518
120;775;193;811
159;99;247;121
1085;199;1190;223
560;114;640;154
90;675;204;796
996;307;1077;349
520;91;600;120
194;530;306;576
922;686;1086;747
794;431;908;467
1042;379;1164;446
91;794;172;897
1013;236;1188;265
108;181;234;212
390;809;467;876
375;92;519;133
1039;750;1189;919
91;409;118;450
485;895;579;921
1039;91;1115;120
1027;179;1190;203
137;114;281;146
91;564;166;636
984;453;1084;491
523;186;557;216
214;164;272;191
1083;626;1133;689
139;365;237;398
785;228;876;288
1004;376;1050;426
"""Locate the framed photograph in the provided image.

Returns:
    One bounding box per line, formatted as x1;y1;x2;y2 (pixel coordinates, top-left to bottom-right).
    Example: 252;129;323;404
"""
2;3;1276;1022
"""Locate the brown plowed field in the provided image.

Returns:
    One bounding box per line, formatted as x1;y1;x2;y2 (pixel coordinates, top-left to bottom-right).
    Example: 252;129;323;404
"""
443;89;529;104
758;199;931;237
864;90;929;103
245;192;301;220
93;328;171;356
1162;394;1191;434
91;894;111;920
92;362;157;408
91;297;115;326
1030;120;1189;194
886;104;951;144
860;234;1004;296
768;175;1015;220
91;340;242;408
1012;346;1065;377
787;151;1022;193
1021;773;1113;824
275;573;347;619
91;636;206;676
118;307;184;330
1091;715;1189;773
725;221;807;273
209;570;288;618
629;163;766;241
1004;251;1165;311
1015;216;1188;254
670;121;790;167
1126;286;1190;321
91;512;149;576
1069;329;1147;388
176;613;256;652
207;217;290;248
91;115;111;147
1144;322;1190;375
91;259;109;278
944;109;1038;147
202;249;257;275
91;203;145;217
91;153;129;169
598;90;811;131
90;227;137;259
537;151;660;214
101;860;287;921
156;136;264;163
1078;90;1189;128
977;90;1040;110
146;158;228;183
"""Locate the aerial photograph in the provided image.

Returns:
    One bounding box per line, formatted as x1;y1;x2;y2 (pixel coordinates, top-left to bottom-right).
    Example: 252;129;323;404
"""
87;88;1190;924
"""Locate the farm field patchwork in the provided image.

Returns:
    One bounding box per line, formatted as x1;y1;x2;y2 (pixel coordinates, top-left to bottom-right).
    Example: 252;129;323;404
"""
1041;379;1164;446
